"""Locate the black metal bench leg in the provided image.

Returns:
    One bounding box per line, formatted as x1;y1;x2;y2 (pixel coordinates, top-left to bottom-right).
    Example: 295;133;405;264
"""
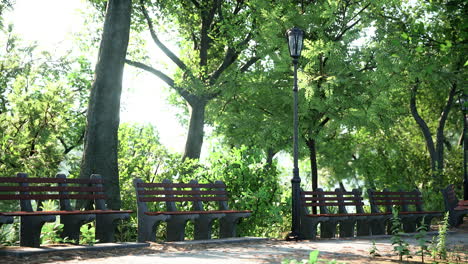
95;213;130;243
219;215;243;238
402;217;417;233
20;215;55;247
339;220;355;237
194;214;225;240
370;220;387;235
356;220;370;236
167;216;193;242
320;222;337;238
61;214;95;243
137;217;167;243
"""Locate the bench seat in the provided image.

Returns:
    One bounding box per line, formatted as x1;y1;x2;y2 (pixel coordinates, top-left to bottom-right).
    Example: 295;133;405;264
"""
368;189;442;234
134;178;251;242
0;173;131;247
442;185;468;227
300;188;374;239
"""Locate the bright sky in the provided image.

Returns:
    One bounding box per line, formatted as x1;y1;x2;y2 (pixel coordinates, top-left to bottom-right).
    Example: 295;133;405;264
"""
4;0;187;153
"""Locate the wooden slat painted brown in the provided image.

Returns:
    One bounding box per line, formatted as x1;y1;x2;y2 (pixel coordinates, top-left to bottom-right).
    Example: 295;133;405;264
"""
0;186;102;192
138;190;228;196
139;196;228;202
137;182;226;188
0;194;106;200
0;177;102;184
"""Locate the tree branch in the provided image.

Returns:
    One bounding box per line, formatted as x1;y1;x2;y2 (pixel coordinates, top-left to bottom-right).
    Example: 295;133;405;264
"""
240;56;261;72
410;79;437;170
125;59;174;87
209;33;252;84
190;0;201;9
139;1;190;73
125;59;193;102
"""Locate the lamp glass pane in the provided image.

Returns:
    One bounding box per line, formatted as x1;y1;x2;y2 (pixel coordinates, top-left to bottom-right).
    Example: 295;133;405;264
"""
288;34;296;57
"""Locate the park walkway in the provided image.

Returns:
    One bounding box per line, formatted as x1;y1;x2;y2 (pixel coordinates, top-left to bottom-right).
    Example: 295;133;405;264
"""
1;225;467;264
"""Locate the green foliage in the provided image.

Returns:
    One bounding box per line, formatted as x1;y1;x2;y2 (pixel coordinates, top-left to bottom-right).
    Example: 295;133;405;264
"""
390;208;411;262
368;240;381;258
196;146;290;238
430;212;449;261
415;217;429;264
0;222;18;246
0;24;91;177
115;121;289;238
80;223;97;245
281;250;344;264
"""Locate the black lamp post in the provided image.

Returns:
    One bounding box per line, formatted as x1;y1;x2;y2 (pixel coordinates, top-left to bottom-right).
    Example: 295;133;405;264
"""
286;26;304;241
461;94;468;200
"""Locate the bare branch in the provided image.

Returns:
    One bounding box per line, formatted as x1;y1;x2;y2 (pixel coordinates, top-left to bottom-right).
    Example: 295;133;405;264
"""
125;59;174;87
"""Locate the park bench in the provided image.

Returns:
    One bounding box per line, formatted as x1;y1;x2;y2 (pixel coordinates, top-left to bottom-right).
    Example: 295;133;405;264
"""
441;184;468;227
368;188;442;234
0;173;132;247
133;178;252;242
300;188;388;239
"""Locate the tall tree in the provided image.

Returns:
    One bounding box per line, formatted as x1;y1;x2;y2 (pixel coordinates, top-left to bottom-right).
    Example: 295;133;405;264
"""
79;0;132;209
126;0;261;160
371;0;466;184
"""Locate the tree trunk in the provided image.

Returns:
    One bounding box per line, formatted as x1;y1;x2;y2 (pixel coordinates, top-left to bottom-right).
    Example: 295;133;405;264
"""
79;0;131;210
306;138;318;214
266;148;276;168
306;138;319;191
410;79;457;184
183;99;207;160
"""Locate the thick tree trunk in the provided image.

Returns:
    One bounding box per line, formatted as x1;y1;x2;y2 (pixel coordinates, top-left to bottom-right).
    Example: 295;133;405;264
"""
79;0;131;210
183;99;207;160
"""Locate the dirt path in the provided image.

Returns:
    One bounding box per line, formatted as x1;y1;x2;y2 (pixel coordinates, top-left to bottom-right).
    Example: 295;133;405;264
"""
1;225;467;264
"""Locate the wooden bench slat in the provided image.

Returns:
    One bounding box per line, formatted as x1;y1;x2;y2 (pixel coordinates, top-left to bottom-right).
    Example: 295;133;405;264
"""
458;200;468;206
374;201;423;205
139;196;228;202
301;196;363;201
0;177;102;184
0;186;103;192
370;196;421;201
302;191;355;195
371;191;419;195
144;209;252;216
302;202;364;206
3;209;132;216
0;194;106;200
137;182;226;188
137;190;228;196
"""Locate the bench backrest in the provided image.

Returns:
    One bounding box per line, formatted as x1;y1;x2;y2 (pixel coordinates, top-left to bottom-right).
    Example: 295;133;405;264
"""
368;188;423;213
0;173;107;212
441;184;458;211
300;188;365;215
133;178;230;212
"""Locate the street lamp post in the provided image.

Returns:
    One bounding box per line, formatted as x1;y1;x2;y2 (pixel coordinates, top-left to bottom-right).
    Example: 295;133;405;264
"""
461;94;468;200
286;27;304;241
